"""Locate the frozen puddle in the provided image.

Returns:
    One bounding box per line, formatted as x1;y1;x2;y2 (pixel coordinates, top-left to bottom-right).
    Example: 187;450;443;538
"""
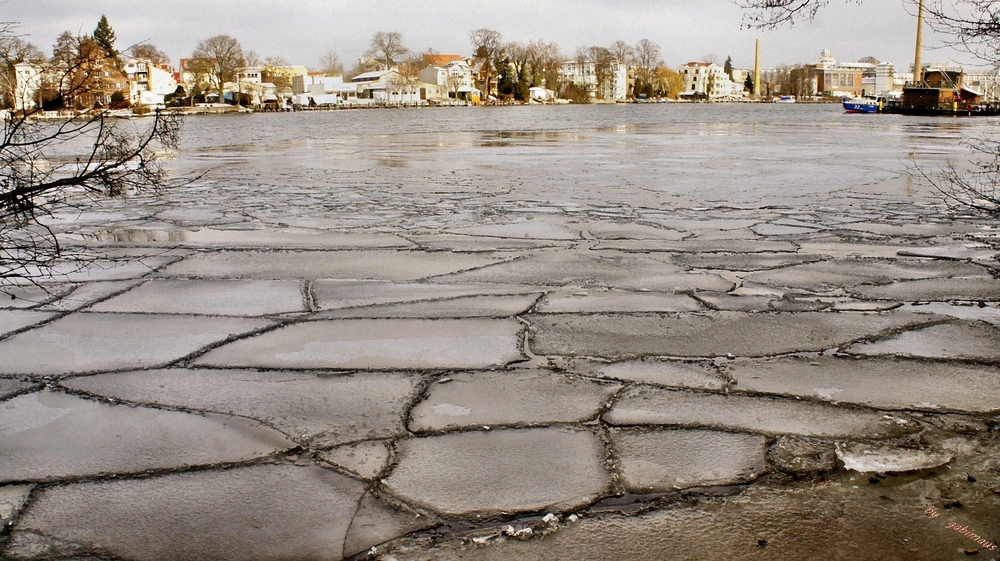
195;319;524;370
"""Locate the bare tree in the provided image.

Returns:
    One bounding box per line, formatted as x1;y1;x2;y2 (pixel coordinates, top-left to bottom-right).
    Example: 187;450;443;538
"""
1;24;181;291
932;135;1000;214
319;50;344;75
367;31;408;71
634;39;662;97
191;35;245;100
470;28;503;100
526;39;561;89
610;40;635;66
128;43;170;66
588;46;615;100
735;0;858;28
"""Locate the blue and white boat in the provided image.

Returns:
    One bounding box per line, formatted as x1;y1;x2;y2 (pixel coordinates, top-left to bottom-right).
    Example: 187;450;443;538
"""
843;97;880;113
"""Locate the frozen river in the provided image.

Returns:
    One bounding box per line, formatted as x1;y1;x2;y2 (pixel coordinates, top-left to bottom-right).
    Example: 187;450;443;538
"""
155;103;998;229
4;102;999;561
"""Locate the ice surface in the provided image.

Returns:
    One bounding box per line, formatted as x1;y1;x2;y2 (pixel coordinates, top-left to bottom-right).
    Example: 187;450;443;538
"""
384;428;611;516
4;464;376;560
580;359;727;390
836;442;954;473
63;369;420;447
536;290;703;313
0;310;54;337
845;321;1000;360
527;311;937;358
318;294;541;318
312;280;538;310
611;428;769;492
606;388;919;438
90;279;307;315
0;313;269;376
0;391;293;482
730;356;1000;413
409;371;619;431
195;319;523;370
161;249;512;281
320;441;392;479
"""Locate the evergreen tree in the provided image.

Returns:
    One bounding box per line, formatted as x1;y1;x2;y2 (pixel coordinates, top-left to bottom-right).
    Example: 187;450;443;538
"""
93;15;118;59
724;56;734;80
744;74;754;92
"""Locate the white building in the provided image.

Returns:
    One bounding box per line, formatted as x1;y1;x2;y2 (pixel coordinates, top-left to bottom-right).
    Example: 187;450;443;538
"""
680;62;733;100
123;59;178;107
559;59;629;101
418;59;479;101
13;62;42;112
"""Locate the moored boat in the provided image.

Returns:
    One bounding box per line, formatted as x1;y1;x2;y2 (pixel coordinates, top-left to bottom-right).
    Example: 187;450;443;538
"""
843;97;879;113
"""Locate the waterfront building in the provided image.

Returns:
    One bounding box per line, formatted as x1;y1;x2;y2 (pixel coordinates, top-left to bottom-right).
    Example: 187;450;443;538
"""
558;59;628;101
679;62;733;100
13;62;42;112
123;58;178;107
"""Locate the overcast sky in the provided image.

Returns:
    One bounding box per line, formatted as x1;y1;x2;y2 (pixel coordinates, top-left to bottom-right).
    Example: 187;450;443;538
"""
2;0;982;71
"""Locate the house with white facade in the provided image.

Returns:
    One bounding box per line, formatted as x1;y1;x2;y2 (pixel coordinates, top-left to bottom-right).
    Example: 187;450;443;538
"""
418;59;479;101
680;62;733;100
13;62;42;112
558;59;628;101
123;59;178;107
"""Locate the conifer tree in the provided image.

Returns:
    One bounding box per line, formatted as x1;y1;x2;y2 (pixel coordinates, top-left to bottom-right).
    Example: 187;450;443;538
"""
93;15;118;59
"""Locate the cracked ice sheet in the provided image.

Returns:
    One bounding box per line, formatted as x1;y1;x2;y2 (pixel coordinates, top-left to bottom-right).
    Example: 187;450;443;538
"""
4;464;435;561
195;319;523;370
0;379;37;401
0;313;270;376
317;294;541;319
437;249;734;292
447;219;579;240
605;388;920;439
743;258;989;292
62;369;421;448
36;280;145;312
0;310;55;337
569;359;727;390
610;428;769;492
409;371;620;432
5;256;176;285
729;357;1000;413
850;277;1000;302
0;390;293;483
535;290;703;313
384;427;611;517
161;249;515;281
526;311;938;359
845;321;1000;361
312;280;540;310
89;279;307;316
79;228;415;250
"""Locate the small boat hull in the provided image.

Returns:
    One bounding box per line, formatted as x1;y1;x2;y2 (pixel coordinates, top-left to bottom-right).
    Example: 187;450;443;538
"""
843;98;879;113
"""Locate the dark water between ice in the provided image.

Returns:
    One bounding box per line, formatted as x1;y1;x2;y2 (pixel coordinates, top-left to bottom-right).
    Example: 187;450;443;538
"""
128;103;1000;232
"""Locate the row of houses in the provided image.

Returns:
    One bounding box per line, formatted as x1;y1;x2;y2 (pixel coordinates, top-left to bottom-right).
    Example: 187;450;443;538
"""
15;47;1000;112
